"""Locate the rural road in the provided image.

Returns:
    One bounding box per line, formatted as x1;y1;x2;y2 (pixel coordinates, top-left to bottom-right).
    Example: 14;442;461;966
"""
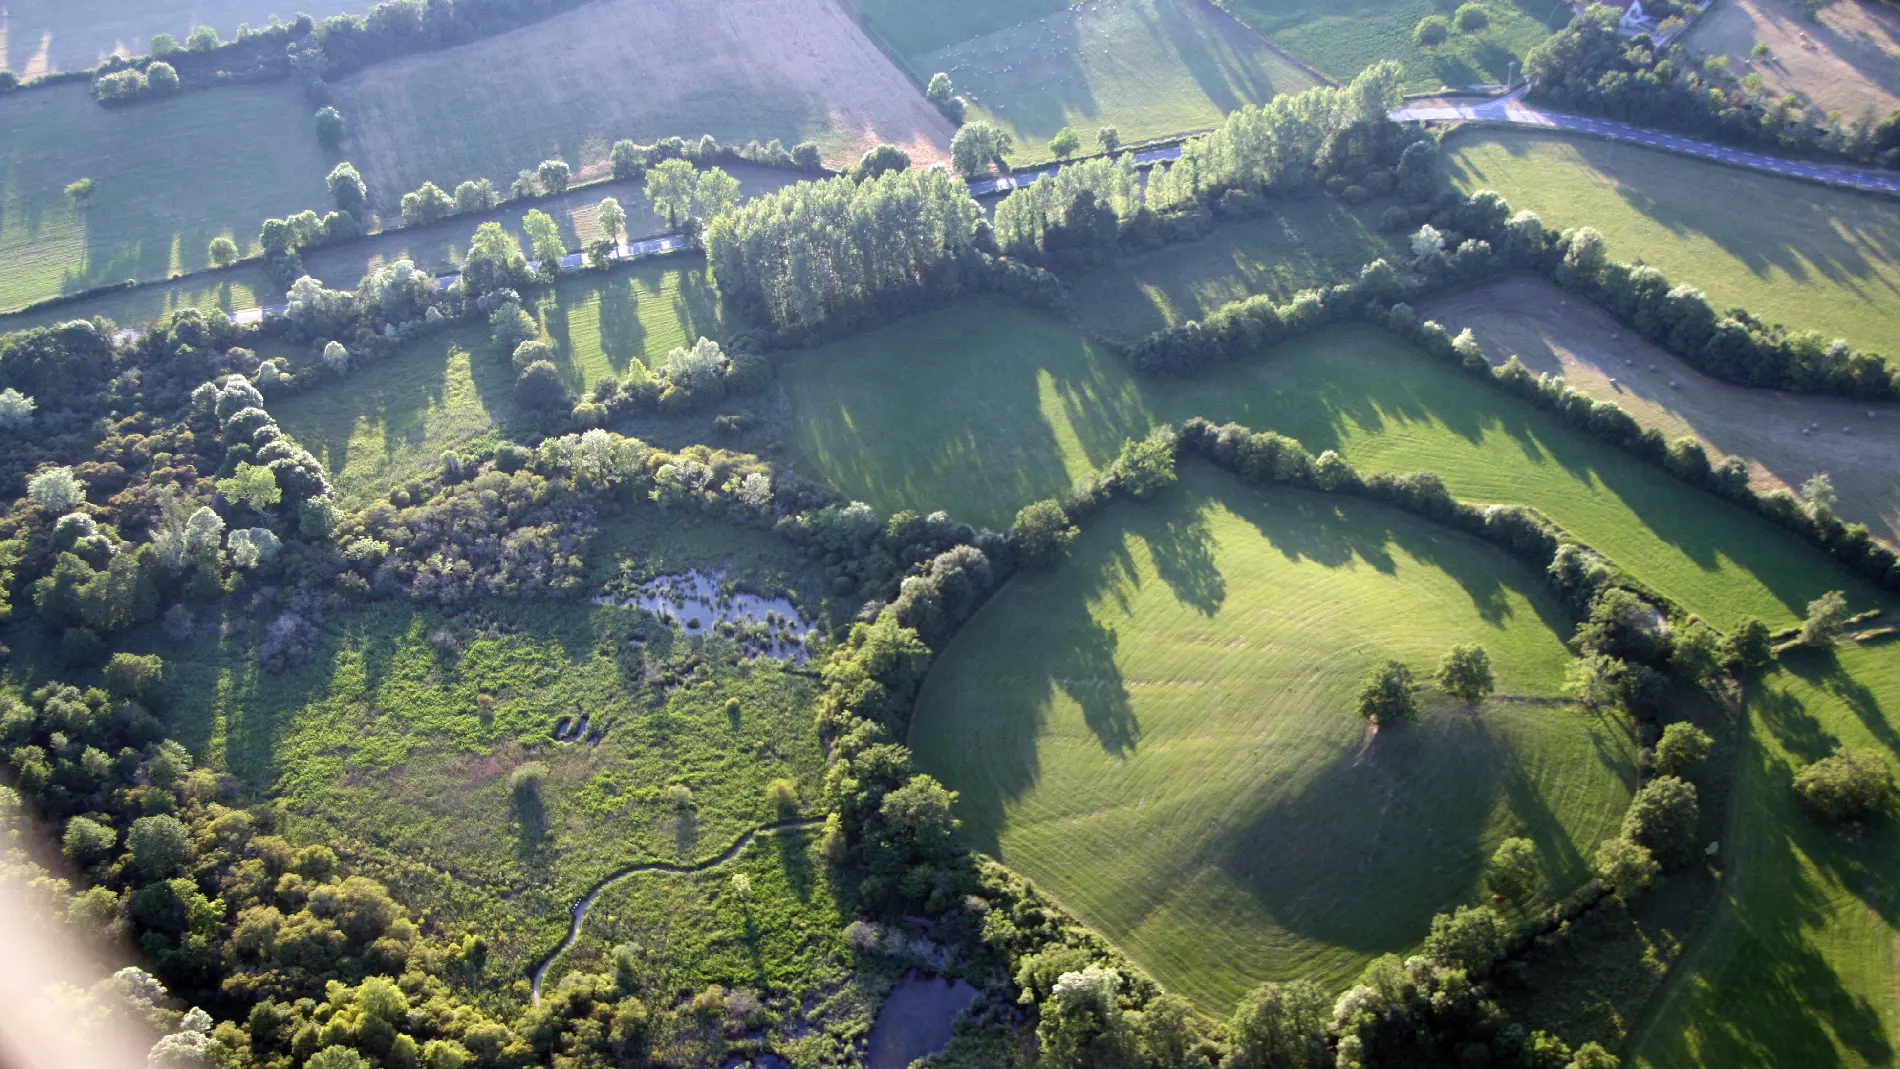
973;91;1900;198
1388;90;1900;195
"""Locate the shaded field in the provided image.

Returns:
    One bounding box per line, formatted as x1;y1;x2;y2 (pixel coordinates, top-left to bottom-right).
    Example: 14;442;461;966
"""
273;261;718;505
916;0;1323;152
1066;195;1401;342
782;299;1887;627
0;268;271;333
1422;277;1900;544
0;81;331;312
1441;128;1900;356
1633;640;1900;1068
331;0;954;209
0;0;365;76
1212;0;1568;91
1681;0;1900;119
840;0;1067;60
911;464;1631;1010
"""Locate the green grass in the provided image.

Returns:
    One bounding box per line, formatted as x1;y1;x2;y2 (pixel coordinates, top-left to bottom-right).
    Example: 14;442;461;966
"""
548;826;887;1062
1632;642;1900;1068
0;267;271;333
1442;128;1900;356
783;300;1886;627
1213;0;1570;91
910;464;1633;1010
0;82;331;312
918;0;1323;152
1065;196;1403;342
842;0;1068;60
273;261;718;505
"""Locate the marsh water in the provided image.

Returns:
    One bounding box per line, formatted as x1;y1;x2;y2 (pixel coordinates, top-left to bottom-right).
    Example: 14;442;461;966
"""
864;974;980;1069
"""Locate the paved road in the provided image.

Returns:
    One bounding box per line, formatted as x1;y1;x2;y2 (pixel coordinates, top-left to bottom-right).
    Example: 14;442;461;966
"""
1389;90;1900;195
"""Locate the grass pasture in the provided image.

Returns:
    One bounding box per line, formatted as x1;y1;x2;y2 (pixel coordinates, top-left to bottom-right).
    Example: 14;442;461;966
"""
782;299;1887;628
1441;128;1900;356
916;0;1323;154
1633;641;1900;1068
1681;0;1900;120
1212;0;1569;91
330;0;954;207
840;0;1068;61
909;464;1633;1009
1423;277;1900;545
0;267;272;334
0;0;366;77
273;260;719;504
1066;195;1402;342
0;82;331;312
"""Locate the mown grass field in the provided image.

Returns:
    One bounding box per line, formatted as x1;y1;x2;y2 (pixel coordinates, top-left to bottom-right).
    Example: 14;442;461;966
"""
841;0;1067;61
1442;128;1900;356
331;0;954;204
273;260;718;505
783;300;1883;627
0;82;331;313
1213;0;1569;90
0;268;272;333
916;0;1323;153
910;463;1631;1009
147;510;829;974
0;0;367;76
1680;0;1900;120
1633;641;1900;1068
1066;195;1402;342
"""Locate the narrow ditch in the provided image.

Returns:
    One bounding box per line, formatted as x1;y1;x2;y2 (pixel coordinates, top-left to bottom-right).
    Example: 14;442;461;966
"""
528;817;823;1004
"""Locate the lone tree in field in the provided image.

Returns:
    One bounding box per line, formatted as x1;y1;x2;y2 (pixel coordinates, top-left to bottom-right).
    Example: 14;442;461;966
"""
1357;660;1418;726
1434;644;1494;705
207;235;239;268
314;106;345;148
1654;722;1713;779
1048;127;1082;159
596;197;626;250
537;158;571;196
1794;749;1896;823
951;121;1013;178
327;162;367;213
1799;590;1850;647
645;158;697;228
1097;126;1121;154
1454;2;1488;32
1414;14;1450;46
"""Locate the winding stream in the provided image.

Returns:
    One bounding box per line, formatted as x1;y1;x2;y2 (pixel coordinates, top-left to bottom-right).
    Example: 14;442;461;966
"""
529;818;822;1004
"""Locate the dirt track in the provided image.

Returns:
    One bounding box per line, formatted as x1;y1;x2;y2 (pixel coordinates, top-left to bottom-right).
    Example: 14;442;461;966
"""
1422;277;1900;544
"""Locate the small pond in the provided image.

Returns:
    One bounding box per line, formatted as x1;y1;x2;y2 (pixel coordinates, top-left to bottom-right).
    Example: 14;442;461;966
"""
594;569;815;662
864;973;980;1069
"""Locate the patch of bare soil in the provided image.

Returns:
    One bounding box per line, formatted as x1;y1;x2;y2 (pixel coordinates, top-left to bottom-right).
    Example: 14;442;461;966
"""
1422;277;1900;544
1683;0;1900;119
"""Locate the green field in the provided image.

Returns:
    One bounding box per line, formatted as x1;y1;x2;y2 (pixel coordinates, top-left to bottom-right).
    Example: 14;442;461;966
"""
1066;196;1402;341
784;300;1883;627
1442;128;1900;356
910;463;1631;1009
1213;0;1569;90
0;82;331;312
842;0;1067;60
0;268;271;333
274;260;718;505
916;0;1324;153
0;0;366;76
1633;642;1900;1068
